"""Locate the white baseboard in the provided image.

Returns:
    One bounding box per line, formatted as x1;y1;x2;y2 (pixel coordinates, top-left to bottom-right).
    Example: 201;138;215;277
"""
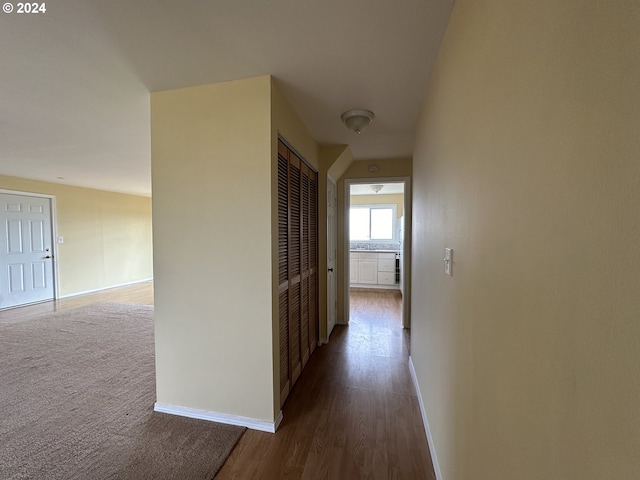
58;278;154;299
154;402;283;434
409;357;443;480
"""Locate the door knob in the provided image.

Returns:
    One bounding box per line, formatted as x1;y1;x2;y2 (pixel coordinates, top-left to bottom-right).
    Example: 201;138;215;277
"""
44;255;52;259
328;268;334;272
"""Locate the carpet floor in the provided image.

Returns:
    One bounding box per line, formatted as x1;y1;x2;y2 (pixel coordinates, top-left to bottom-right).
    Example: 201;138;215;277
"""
0;302;245;480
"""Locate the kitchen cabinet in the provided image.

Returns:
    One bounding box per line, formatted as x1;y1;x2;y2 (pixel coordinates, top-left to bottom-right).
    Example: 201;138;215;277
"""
377;253;396;285
358;253;378;284
350;251;399;288
350;256;359;284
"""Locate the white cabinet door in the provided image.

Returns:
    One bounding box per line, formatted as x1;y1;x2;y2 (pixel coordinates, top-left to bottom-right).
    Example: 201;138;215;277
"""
358;258;378;284
350;255;359;284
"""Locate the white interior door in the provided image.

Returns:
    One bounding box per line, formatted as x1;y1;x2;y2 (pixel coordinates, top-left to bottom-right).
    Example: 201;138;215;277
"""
327;178;337;338
0;193;55;309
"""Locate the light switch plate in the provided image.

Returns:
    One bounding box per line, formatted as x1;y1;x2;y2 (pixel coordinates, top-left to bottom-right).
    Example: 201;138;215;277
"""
444;248;452;275
57;236;64;244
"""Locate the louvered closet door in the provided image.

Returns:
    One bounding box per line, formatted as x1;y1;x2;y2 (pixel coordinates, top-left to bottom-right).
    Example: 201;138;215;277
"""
278;149;290;402
288;154;303;385
300;164;310;366
277;139;318;407
308;174;318;352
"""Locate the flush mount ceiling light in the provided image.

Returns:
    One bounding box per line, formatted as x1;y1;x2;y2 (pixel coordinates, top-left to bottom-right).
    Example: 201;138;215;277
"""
341;109;375;134
370;184;384;194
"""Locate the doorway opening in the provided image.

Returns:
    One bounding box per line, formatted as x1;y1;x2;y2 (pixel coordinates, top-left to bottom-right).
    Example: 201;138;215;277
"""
345;179;409;331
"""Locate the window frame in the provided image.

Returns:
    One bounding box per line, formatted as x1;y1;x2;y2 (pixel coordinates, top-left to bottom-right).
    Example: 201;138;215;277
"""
349;204;397;243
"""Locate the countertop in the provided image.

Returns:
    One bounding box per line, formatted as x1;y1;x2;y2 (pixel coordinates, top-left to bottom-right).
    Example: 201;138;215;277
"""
351;249;400;253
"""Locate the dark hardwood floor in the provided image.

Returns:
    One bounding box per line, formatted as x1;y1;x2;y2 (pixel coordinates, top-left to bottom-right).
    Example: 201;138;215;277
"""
217;288;436;480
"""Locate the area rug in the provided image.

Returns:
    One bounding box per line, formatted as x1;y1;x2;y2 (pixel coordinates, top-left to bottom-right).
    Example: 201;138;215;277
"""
0;302;245;479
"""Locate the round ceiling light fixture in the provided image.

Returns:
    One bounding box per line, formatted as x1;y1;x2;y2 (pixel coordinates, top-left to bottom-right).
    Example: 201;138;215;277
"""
341;109;375;134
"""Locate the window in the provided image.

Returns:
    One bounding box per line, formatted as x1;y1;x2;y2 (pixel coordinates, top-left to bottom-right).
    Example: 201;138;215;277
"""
349;205;396;241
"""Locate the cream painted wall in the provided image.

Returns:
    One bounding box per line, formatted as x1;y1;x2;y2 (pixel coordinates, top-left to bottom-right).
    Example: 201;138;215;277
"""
337;158;412;324
326;145;353;182
151;76;276;422
411;0;640;478
0;174;153;296
270;78;320;413
350;193;404;219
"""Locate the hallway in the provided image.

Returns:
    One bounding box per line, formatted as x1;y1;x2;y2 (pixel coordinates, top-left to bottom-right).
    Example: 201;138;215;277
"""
218;288;435;479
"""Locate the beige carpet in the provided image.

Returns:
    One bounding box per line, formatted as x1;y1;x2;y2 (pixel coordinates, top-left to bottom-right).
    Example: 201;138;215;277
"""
0;302;245;480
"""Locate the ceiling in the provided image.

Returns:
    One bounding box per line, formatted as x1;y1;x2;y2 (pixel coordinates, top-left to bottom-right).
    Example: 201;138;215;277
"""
0;0;453;196
350;183;405;196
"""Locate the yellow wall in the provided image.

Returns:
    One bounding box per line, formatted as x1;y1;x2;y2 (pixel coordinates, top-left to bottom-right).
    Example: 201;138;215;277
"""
326;145;353;182
350;193;404;219
0;175;153;296
411;0;640;478
270;78;320;412
151;76;276;422
337;158;412;324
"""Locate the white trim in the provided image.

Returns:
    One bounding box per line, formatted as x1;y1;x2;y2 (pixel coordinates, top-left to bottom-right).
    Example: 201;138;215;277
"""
58;278;154;299
0;188;55;198
344;177;411;326
319;320;336;344
50;196;61;300
322;316;337;344
326;175;338;347
154;402;283;433
409;357;443;480
343;181;351;323
401;178;411;329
